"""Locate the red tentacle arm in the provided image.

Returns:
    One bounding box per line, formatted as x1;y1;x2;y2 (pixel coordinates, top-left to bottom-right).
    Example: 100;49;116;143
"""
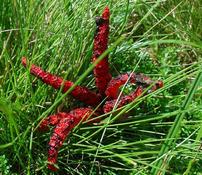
105;72;164;99
92;7;112;96
134;73;163;92
103;86;143;113
105;73;136;99
132;73;163;89
38;112;70;131
22;57;101;106
150;80;163;92
47;108;96;171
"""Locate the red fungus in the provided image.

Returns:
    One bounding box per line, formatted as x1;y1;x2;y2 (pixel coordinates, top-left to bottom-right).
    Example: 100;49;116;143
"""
38;112;71;131
47;108;95;171
105;73;136;99
92;7;112;96
103;86;143;113
105;72;164;99
22;6;164;172
22;57;101;106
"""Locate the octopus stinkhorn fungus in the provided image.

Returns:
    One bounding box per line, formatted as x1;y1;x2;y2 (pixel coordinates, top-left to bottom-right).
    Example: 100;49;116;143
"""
22;6;163;171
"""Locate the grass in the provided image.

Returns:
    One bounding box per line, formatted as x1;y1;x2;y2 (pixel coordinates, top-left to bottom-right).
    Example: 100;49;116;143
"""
0;0;202;174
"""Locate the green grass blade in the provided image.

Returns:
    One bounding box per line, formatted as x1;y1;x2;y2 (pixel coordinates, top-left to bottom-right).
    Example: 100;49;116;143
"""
151;70;202;174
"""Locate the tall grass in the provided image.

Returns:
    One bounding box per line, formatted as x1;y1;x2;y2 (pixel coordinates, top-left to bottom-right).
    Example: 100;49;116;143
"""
0;0;202;174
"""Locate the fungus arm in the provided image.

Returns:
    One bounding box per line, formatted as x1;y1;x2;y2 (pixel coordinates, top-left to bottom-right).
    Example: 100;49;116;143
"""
22;57;101;106
103;86;143;113
38;112;71;131
92;7;112;96
105;72;163;99
47;108;95;171
105;73;136;99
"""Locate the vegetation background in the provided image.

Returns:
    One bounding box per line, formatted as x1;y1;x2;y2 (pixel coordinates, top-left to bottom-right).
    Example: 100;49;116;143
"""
0;0;201;174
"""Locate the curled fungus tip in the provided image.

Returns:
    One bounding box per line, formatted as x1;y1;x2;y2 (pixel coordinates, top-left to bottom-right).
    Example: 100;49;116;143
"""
102;6;110;20
157;80;164;88
48;163;58;172
22;57;27;67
